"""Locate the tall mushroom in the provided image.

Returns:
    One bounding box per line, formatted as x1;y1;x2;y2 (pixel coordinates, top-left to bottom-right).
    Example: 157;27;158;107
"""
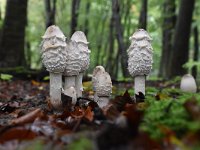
71;31;90;98
95;71;112;108
41;25;67;110
92;66;105;102
127;29;153;96
63;39;81;101
180;74;197;93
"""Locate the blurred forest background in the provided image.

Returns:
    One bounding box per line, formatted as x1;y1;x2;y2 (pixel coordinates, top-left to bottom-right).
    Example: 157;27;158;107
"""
0;0;199;81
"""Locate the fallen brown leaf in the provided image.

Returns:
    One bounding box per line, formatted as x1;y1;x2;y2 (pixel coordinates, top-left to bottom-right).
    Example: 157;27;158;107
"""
10;108;43;125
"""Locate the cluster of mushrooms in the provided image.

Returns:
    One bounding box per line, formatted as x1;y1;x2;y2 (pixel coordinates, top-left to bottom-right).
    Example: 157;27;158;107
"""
40;25;156;110
40;25;113;110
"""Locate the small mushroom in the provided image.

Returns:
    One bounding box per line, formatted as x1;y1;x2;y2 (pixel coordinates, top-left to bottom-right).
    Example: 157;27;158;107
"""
180;74;197;93
63;38;82;99
64;87;77;104
95;71;112;108
127;29;153;96
92;66;106;101
71;31;90;98
41;25;67;110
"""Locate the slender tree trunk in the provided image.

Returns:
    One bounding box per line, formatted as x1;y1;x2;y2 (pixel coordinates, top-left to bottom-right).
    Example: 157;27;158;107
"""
106;5;115;77
112;0;129;77
159;0;176;78
0;0;28;68
192;26;199;79
138;0;148;29
84;2;90;36
44;0;57;28
168;0;195;78
70;0;80;36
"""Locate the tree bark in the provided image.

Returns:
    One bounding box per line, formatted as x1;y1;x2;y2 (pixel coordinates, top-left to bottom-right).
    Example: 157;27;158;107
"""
106;4;115;77
159;0;176;78
70;0;81;36
44;0;57;28
168;0;195;78
138;0;148;29
0;0;28;68
192;26;199;79
112;0;129;77
84;2;90;36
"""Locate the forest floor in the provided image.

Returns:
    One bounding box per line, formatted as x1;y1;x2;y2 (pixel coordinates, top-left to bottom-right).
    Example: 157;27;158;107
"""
0;79;200;150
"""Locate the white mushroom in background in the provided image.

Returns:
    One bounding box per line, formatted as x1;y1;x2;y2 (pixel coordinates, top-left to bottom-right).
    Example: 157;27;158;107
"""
92;66;106;101
95;71;112;108
71;31;90;98
63;38;82;101
180;74;197;93
127;29;153;96
41;25;67;110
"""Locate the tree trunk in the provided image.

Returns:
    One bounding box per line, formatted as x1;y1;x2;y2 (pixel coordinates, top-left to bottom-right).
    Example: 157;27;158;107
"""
70;0;81;36
192;26;199;79
138;0;148;29
44;0;57;28
159;0;176;78
84;2;90;36
168;0;195;78
106;4;115;78
0;0;28;68
112;0;129;77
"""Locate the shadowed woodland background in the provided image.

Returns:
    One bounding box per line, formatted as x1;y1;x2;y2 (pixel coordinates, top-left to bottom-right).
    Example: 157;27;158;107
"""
0;0;199;80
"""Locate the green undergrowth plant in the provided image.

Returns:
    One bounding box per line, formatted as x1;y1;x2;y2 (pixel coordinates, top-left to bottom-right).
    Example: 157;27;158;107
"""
141;88;200;140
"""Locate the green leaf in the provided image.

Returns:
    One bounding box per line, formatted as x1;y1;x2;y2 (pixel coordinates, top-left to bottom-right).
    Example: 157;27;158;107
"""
0;74;13;81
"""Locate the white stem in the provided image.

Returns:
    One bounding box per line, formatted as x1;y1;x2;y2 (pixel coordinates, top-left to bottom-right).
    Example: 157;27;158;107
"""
94;92;98;102
64;76;76;90
134;75;146;95
97;97;109;108
75;72;83;98
50;73;62;110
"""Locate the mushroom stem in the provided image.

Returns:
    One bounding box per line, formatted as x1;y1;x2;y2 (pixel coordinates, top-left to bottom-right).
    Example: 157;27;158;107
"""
50;72;62;109
75;72;83;98
97;97;109;108
93;92;98;102
134;75;146;95
64;76;76;94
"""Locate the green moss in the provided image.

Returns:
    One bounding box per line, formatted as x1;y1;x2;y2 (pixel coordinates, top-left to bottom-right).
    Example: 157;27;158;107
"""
140;89;200;139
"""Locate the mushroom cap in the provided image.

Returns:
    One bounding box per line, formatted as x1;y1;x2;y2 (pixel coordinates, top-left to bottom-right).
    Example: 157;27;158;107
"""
129;29;152;41
41;26;67;73
64;40;82;76
41;47;67;73
96;72;112;97
71;31;90;72
71;31;89;44
127;29;153;77
92;66;106;91
180;74;197;93
42;25;66;40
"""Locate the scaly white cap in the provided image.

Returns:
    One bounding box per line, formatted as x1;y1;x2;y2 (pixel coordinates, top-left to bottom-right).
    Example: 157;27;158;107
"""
127;29;153;77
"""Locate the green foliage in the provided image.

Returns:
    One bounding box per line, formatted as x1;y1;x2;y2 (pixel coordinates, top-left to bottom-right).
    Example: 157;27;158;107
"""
141;90;200;139
67;137;93;150
43;76;49;81
0;73;13;81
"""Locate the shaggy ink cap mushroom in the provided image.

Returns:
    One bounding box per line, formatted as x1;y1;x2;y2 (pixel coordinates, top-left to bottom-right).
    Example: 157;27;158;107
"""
40;25;67;110
180;74;197;93
127;29;153;96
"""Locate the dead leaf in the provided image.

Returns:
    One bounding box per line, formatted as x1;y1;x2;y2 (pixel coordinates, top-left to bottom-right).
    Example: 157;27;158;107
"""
84;106;94;122
184;97;200;121
10;108;43;125
0;127;37;143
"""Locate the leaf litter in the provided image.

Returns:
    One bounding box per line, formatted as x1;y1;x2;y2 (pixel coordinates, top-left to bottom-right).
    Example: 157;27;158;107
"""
0;79;200;149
